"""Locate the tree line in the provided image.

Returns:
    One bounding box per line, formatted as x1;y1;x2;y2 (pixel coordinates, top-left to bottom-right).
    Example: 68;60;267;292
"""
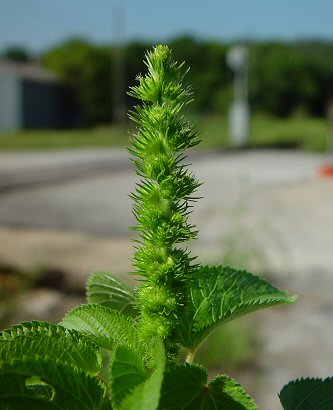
3;36;333;126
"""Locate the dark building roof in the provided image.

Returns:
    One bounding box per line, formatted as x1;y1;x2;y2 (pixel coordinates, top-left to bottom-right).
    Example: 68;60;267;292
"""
0;59;57;83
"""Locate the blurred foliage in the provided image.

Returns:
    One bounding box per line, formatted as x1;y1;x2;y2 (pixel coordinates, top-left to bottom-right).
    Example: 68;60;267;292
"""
249;42;332;117
3;36;333;125
2;46;31;63
41;39;113;126
169;36;231;113
194;318;256;374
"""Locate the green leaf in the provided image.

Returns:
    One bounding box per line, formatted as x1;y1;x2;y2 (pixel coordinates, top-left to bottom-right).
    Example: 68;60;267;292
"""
0;358;108;410
0;321;101;375
110;345;147;409
111;339;165;410
180;265;297;349
158;364;257;409
60;304;139;352
87;271;137;316
279;377;333;409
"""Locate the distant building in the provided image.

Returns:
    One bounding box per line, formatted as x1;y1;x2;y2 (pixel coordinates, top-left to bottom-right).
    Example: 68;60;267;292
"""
0;60;80;131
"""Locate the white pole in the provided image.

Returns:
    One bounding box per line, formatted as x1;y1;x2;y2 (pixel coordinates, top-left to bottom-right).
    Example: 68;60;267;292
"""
227;46;250;147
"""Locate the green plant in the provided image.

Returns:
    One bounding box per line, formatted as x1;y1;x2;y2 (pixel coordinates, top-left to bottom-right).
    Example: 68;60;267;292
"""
1;45;326;409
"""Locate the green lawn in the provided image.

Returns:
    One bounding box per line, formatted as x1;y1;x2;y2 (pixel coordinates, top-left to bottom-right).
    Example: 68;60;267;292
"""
197;114;327;152
0;115;328;152
0;125;130;150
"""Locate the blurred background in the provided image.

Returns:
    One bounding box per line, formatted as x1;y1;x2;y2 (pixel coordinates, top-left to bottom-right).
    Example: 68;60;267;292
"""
1;1;333;408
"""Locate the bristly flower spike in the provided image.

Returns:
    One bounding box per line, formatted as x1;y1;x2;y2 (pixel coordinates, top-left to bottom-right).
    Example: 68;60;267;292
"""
128;45;201;358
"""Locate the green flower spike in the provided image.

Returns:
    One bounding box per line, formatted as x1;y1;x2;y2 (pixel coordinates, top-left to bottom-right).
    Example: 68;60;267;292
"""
128;45;200;356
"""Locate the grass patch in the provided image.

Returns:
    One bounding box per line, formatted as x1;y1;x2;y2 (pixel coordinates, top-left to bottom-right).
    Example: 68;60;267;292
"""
0;114;327;152
251;114;327;152
0;124;130;150
197;113;327;152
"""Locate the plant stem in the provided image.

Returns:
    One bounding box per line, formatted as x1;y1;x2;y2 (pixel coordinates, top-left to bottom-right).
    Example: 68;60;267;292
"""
185;350;194;365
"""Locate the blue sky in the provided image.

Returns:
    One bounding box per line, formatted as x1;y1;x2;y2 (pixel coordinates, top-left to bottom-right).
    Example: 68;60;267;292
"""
1;0;333;53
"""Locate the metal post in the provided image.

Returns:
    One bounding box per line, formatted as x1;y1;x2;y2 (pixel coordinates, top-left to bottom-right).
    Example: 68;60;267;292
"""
227;46;250;147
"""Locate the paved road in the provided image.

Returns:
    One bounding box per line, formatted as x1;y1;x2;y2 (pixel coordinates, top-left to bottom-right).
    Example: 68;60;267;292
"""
0;148;333;409
0;148;132;194
0;148;331;275
0;148;324;235
0;148;134;235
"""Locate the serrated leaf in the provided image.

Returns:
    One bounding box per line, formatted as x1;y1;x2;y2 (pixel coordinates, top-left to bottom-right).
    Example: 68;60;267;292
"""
87;271;137;316
111;339;165;410
60;304;140;352
110;345;147;409
279;377;333;409
0;321;102;375
0;358;108;410
158;364;257;409
180;265;297;349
